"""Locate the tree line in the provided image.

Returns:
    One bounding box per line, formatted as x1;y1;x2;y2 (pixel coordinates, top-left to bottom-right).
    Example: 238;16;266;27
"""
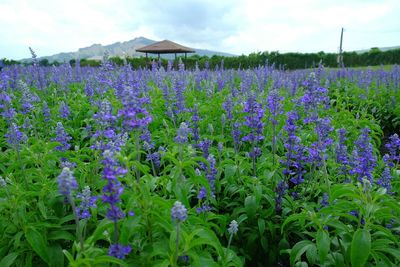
2;47;399;70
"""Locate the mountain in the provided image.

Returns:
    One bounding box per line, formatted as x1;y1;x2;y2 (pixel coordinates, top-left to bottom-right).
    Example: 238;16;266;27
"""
23;37;235;63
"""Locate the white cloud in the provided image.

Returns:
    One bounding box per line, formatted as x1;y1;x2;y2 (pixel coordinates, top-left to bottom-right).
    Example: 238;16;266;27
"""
0;0;399;59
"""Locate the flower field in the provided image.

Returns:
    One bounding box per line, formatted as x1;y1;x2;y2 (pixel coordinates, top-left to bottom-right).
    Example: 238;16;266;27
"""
0;60;400;266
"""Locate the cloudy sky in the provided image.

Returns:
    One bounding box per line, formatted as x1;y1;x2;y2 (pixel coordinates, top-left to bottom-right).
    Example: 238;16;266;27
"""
1;0;399;59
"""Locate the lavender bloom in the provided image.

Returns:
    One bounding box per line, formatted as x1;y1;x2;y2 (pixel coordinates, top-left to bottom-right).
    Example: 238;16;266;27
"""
206;154;218;196
197;186;207;200
42;101;51;122
118;92;152;131
93;100;116;127
282;112;307;186
5;122;27;148
228;220;239;235
377;155;393;194
76;186;97;219
146;152;161;167
60;158;76;169
101;150;127;222
52;122;72;151
242;95;265;171
275;180;288;212
267;89;284;126
223;96;234;120
232;122;241;152
299;73;329;124
140;127;154;151
191;106;201;143
59;101;70;119
171;201;188;222
349;128;377;183
196;205;212;214
57;167;78;197
199;139;212;169
308;117;334;166
385;134;400;166
19;80;38;114
242;95;265;143
336;128;350;176
320;193;329;207
174;122;191;144
108;244;131;259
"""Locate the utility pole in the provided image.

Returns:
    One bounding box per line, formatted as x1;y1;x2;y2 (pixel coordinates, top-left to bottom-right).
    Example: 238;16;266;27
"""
337;27;344;67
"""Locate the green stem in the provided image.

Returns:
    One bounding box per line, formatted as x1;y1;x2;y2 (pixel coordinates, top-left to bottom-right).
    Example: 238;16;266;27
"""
272;124;276;166
135;136;141;182
173;222;181;266
69;196;84;253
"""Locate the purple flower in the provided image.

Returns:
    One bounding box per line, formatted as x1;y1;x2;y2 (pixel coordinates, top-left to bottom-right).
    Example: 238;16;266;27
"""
206;154;217;196
118;92;152;131
59;101;70;119
76;186;97;219
42;101;51;122
52;122;72;151
190;106;201;143
275;180;288;213
171;201;188;222
336;128;350;176
242;95;265;143
197;186;207;200
223;96;233;120
108;244;131;259
93;100;116;127
267;89;284;126
377;158;392;194
60;158;76;169
19;80;38;114
228;220;239;235
101;150;127;222
174;122;191;144
232;122;241;152
320;193;329;207
57;167;78;197
282;111;307;186
349;128;376;183
5;122;27;148
196;204;212;214
308;117;334;166
385;134;400;166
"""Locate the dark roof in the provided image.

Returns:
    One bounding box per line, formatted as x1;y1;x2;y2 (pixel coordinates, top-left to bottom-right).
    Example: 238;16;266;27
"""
136;40;195;54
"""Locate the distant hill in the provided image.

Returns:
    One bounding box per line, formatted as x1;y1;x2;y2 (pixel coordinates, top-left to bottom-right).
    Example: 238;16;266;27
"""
22;37;235;63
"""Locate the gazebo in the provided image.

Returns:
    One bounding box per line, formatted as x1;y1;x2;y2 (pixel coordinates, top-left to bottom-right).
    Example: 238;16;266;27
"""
136;40;195;60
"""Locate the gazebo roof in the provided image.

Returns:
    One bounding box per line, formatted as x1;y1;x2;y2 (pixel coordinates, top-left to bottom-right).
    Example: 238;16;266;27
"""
136;40;195;54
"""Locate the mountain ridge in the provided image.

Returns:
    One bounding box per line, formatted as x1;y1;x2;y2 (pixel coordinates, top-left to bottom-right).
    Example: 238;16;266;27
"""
24;37;235;62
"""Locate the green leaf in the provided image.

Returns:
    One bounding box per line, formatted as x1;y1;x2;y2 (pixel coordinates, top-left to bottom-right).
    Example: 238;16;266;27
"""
93;255;128;266
48;244;64;267
25;227;49;264
351;229;371;267
290;240;314;266
258;218;265;235
48;230;75;241
316;229;330;264
0;253;19;267
244;195;257;218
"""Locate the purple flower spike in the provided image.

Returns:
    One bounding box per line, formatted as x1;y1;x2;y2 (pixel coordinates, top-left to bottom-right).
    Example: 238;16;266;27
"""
171;201;188;222
57;167;78;197
108;244;131;259
76;186;97;219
